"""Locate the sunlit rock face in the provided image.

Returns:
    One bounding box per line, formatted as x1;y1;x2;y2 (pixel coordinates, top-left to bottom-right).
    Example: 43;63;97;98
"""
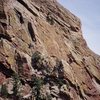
0;0;100;100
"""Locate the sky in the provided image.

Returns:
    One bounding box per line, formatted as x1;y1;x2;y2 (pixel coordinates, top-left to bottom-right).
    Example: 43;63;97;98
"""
58;0;100;55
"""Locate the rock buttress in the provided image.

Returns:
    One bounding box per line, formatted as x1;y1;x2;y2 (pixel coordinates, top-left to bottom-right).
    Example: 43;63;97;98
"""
0;0;100;100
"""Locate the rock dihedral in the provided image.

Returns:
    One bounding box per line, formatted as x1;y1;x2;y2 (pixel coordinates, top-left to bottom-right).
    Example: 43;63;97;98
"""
0;0;100;100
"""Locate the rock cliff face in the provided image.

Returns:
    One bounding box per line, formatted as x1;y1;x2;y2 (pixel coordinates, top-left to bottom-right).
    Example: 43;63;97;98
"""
0;0;100;100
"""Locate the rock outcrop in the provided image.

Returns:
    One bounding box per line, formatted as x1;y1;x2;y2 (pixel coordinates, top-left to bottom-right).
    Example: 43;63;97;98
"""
0;0;100;100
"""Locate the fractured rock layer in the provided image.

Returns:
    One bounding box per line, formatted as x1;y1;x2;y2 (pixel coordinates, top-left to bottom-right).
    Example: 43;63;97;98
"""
0;0;100;100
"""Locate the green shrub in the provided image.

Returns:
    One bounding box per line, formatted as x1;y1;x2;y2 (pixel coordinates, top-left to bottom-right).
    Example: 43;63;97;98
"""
1;84;8;98
46;13;54;25
32;51;41;64
31;51;42;70
32;76;44;100
47;94;52;100
12;73;21;98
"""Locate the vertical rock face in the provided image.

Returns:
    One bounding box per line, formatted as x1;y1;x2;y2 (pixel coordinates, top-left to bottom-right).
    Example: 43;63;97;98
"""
0;0;100;100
